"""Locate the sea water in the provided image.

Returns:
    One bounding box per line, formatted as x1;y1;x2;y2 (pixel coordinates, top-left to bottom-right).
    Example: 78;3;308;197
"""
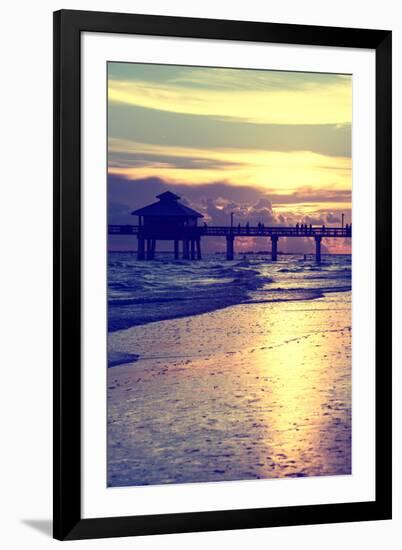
107;253;352;485
108;252;351;366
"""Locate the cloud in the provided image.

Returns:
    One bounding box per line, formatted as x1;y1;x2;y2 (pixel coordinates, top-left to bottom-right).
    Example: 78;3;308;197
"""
109;62;350;92
108;103;352;157
326;212;341;223
109;103;351;158
266;187;351;205
108;175;350;217
108;175;350;253
253;197;273;210
172;68;350;93
108;150;241;171
109;138;351;193
108;64;352;125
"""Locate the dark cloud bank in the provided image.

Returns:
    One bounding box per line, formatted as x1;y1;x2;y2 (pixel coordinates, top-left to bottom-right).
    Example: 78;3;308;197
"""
108;175;350;253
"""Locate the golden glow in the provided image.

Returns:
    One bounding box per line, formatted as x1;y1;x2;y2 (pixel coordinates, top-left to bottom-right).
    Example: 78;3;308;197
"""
109;77;352;125
258;300;351;475
109;138;351;195
241;300;352;476
108;65;352;251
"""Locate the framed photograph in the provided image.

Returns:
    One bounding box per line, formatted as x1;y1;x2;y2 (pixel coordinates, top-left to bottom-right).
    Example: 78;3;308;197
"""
53;9;392;540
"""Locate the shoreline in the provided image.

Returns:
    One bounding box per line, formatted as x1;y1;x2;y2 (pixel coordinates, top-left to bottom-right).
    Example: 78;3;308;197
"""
108;285;351;367
108;264;263;334
108;253;351;334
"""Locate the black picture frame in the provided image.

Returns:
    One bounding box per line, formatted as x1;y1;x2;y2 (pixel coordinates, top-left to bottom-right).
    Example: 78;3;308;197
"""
53;9;392;541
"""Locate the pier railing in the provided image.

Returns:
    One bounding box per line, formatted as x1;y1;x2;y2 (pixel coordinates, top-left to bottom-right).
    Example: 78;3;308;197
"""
201;226;351;237
108;224;351;261
108;224;352;238
109;225;140;235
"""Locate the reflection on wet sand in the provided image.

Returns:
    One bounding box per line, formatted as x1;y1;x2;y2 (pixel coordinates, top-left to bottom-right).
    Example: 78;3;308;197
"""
108;292;351;486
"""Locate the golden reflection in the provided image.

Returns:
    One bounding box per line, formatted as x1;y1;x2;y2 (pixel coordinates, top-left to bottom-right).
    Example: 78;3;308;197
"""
108;295;351;485
248;299;352;477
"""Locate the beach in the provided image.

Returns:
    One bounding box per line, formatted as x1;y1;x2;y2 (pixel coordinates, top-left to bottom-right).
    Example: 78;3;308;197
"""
107;258;351;486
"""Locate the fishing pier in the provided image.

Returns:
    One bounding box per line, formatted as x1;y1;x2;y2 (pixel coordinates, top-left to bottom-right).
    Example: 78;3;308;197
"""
109;191;352;262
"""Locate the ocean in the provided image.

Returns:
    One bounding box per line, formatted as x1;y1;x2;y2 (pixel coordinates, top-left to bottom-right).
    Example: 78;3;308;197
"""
107;253;352;486
108;253;351;366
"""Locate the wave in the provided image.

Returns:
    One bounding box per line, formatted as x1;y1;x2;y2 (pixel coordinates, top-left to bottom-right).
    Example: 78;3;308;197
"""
108;253;351;333
278;266;351;274
249;284;351;305
108;266;264;332
108;351;140;367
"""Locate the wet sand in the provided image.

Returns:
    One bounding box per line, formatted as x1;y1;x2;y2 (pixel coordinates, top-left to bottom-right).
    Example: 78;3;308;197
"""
108;291;351;486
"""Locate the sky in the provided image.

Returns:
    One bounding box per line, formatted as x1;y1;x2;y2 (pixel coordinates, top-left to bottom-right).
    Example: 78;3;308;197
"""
108;62;352;253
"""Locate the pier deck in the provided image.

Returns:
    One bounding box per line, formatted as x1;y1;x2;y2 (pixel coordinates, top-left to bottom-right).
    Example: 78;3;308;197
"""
108;225;352;261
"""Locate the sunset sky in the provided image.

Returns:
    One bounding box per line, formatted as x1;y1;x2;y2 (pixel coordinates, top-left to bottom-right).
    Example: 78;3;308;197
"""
108;62;352;253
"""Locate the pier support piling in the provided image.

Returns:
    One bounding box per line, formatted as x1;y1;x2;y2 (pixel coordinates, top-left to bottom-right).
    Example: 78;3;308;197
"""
226;235;234;261
112;223;351;263
271;235;278;261
315;236;322;262
137;236;145;260
146;239;152;260
146;239;155;260
183;239;190;260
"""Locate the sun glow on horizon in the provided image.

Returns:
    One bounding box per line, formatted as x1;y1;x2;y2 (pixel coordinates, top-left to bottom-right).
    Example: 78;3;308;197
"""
108;62;352;251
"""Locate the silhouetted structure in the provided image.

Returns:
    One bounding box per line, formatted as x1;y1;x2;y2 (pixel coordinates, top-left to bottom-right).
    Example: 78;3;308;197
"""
109;191;352;262
131;191;203;260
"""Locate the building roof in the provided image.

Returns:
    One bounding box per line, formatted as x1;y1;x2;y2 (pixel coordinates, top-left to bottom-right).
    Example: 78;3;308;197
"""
156;191;181;201
131;191;203;218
